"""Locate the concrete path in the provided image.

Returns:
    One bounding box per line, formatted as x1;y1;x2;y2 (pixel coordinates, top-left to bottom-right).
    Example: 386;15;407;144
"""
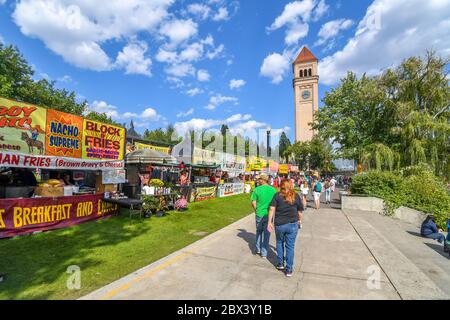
81;195;450;300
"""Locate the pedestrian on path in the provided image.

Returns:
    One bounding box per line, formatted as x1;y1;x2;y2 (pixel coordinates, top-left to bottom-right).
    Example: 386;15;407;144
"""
421;215;445;243
267;180;303;277
300;180;309;210
325;179;332;204
251;173;277;258
312;178;322;210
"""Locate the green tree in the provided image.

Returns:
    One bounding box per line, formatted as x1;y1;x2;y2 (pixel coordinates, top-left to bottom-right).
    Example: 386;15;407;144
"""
313;51;450;179
279;132;291;162
0;44;88;116
84;111;116;125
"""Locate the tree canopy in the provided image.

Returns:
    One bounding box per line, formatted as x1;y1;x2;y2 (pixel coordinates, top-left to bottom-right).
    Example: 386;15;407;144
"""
0;43;116;124
312;51;449;179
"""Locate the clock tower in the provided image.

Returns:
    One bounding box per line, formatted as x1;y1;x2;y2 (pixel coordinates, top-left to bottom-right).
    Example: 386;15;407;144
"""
293;47;319;142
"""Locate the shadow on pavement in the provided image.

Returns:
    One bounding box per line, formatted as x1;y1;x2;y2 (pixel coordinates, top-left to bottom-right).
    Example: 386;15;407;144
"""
425;243;449;259
407;231;422;237
236;229;278;267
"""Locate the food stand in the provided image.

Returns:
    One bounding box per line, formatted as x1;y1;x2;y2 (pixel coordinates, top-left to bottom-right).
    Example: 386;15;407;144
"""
170;145;221;202
0;97;124;238
217;153;245;198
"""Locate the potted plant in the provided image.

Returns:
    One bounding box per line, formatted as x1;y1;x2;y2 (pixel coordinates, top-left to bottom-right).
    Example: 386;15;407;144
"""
155;196;169;217
174;197;188;212
149;179;164;195
142;195;159;218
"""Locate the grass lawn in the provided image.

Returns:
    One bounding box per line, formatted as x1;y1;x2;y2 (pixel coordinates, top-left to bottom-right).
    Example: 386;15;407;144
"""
0;193;252;300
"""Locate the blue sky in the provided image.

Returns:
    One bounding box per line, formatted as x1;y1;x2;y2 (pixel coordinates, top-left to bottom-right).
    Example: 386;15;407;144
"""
0;0;449;143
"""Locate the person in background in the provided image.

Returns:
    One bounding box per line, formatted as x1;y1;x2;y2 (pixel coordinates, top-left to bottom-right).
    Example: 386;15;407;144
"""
251;174;277;258
300;180;309;210
179;170;189;200
267;180;303;277
324;178;332;204
330;176;337;192
312;178;322;210
61;172;74;186
420;215;445;243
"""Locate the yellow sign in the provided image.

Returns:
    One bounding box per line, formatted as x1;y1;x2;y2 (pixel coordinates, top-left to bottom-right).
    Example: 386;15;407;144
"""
0;97;47;155
135;142;170;154
279;164;289;174
246;156;267;172
82;119;125;161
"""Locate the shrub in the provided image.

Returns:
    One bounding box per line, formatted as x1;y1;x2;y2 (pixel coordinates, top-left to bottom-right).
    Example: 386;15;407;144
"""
350;168;450;228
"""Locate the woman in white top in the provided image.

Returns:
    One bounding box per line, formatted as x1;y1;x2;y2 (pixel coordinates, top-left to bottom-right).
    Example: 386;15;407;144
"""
300;181;309;211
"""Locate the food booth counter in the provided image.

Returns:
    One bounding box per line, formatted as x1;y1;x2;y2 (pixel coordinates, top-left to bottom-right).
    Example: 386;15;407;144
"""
0;97;126;238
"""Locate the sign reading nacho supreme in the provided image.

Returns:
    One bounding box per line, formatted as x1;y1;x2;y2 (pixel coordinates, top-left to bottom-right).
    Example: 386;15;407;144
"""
82;120;125;161
45;109;83;158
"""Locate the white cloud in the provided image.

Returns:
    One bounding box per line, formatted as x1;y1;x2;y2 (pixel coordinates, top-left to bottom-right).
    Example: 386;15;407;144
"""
313;0;329;21
315;19;353;47
268;0;331;46
229;120;267;135
213;7;229;21
229;79;246;90
89;100;119;119
57;75;72;83
13;0;173;72
141;107;161;121
206;44;224;59
206;94;238;110
260;51;292;84
267;0;316;45
179;42;204;62
123;112;138;118
226;113;251;123
197;69;211;82
177;108;195;118
285;22;309;46
155;48;178;63
165;63;195;78
115;41;152;76
186;88;203;96
160;18;198;46
319;0;450;85
187;3;211;20
89;100;162;122
174;118;221;133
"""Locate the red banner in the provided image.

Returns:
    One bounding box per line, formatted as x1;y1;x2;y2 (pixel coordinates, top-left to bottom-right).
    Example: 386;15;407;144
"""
0;194;119;238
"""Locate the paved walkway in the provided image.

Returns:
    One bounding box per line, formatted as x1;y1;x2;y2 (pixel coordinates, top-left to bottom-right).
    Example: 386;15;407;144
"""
81;193;450;300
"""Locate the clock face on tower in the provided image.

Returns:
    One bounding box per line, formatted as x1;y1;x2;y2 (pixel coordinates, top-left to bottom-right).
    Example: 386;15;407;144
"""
302;90;311;100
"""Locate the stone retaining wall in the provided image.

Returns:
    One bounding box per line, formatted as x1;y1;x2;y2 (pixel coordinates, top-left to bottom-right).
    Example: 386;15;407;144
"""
341;195;427;227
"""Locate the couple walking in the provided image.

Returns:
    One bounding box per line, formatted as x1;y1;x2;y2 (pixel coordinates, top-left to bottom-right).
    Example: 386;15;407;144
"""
251;174;303;277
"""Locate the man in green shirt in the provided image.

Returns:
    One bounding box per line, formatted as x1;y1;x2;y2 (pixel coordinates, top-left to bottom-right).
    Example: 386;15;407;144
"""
251;173;277;257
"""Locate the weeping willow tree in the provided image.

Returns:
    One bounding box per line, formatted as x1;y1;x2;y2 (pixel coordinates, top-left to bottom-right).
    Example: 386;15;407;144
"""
361;143;400;171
